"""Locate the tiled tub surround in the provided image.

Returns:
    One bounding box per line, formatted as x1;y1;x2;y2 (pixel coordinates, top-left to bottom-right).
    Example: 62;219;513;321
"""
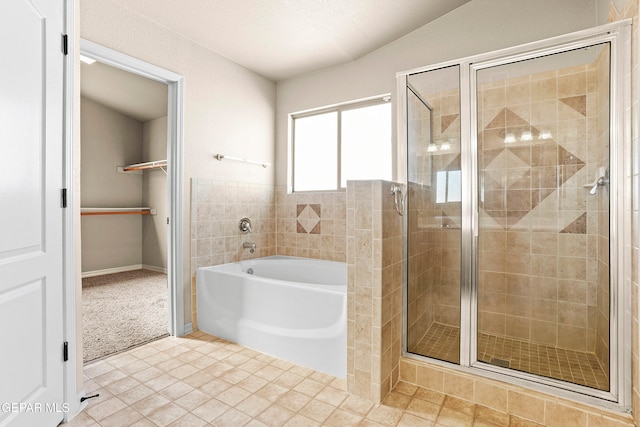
190;180;276;330
191;180;277;269
192;179;403;403
346;180;403;403
190;180;346;329
190;180;346;271
275;187;347;262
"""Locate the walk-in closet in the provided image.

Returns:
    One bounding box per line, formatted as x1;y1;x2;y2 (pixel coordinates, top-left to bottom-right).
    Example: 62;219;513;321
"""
80;57;169;362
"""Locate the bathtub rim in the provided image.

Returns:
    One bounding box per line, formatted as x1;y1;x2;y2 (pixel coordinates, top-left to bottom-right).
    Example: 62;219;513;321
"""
196;255;347;295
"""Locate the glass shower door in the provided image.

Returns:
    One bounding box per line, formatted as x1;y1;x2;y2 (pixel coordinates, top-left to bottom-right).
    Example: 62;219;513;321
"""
406;66;461;364
474;44;611;391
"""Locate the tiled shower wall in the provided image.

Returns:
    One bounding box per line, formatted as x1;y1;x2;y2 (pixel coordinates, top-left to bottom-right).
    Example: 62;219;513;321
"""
594;43;612;375
475;55;609;356
406;84;462;351
406;180;436;350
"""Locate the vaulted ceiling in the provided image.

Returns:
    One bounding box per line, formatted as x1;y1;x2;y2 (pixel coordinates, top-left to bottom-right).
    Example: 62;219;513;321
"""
81;0;471;121
106;0;471;81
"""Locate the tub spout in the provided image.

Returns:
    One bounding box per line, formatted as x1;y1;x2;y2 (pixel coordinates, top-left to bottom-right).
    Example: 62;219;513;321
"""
243;241;256;253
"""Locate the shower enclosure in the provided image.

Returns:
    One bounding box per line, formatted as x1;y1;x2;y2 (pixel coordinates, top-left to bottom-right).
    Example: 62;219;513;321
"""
398;22;631;406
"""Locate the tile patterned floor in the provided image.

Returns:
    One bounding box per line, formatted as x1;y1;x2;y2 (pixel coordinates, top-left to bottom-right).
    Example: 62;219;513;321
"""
66;331;543;427
411;323;609;391
411;323;461;365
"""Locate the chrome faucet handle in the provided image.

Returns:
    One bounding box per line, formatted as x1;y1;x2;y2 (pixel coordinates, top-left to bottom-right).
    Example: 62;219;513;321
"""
239;217;252;233
587;176;608;195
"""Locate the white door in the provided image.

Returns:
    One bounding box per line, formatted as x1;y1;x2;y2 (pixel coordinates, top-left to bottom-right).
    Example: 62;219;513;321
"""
0;1;65;426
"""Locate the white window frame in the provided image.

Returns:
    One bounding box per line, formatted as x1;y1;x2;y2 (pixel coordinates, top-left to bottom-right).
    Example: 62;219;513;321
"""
288;94;392;192
435;170;462;204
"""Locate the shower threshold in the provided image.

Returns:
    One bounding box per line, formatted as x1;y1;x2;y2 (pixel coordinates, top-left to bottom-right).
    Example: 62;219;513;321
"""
410;323;609;391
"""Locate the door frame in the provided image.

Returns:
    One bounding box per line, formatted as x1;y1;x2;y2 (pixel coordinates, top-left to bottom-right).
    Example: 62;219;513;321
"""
63;0;78;419
63;37;185;418
77;38;185;335
79;39;185;336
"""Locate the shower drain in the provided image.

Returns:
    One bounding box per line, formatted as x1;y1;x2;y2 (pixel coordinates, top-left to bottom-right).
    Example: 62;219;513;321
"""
490;358;510;368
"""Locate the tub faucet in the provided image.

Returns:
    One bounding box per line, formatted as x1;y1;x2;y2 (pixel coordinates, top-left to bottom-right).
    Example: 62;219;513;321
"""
243;241;256;253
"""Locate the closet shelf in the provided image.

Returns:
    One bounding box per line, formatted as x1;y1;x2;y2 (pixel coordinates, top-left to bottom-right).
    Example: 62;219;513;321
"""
81;207;157;216
117;159;167;174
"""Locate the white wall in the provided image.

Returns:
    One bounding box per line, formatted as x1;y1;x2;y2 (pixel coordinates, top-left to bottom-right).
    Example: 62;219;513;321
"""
80;0;277;325
80;96;144;272
142;116;168;271
275;0;605;186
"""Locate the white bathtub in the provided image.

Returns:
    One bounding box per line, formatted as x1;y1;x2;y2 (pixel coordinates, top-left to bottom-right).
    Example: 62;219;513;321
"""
196;256;347;378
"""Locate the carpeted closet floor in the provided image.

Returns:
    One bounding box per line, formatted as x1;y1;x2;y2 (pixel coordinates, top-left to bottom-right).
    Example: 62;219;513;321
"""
82;269;169;363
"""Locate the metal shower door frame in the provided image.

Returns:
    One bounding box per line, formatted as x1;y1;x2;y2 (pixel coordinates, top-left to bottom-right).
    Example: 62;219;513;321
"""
397;20;632;410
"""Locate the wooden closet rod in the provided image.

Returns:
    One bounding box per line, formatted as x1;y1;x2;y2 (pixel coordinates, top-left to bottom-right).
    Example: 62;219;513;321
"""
81;208;157;216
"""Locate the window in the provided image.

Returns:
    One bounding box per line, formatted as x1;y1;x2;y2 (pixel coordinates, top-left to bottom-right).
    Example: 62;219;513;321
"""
290;96;392;192
435;170;461;203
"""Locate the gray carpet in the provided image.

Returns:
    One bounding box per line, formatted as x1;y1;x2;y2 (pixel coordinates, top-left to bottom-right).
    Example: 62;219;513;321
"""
82;269;168;363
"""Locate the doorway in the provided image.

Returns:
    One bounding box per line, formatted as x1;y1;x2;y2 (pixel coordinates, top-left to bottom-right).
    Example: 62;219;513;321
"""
78;39;185;362
80;56;170;361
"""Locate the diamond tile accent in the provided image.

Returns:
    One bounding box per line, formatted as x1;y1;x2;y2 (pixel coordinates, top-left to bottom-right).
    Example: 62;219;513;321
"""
505;107;529;127
441;114;459;133
561;212;587;234
309;204;321;217
444;154;461;171
560;95;587;116
309;222;321;234
480;108;586;229
296;204;321;234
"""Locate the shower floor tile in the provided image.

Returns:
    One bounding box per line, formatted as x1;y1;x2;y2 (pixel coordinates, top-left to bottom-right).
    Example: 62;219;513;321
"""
411;323;461;364
411;323;609;391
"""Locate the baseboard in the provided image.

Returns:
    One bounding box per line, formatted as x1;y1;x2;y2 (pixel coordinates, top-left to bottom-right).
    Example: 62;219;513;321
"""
142;264;168;274
81;265;142;278
183;322;193;335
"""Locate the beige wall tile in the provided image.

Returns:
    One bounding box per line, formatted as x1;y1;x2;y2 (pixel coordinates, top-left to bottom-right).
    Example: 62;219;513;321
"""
544;401;587;427
443;372;473;401
508;390;545;424
416;365;444;392
474;381;507;412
